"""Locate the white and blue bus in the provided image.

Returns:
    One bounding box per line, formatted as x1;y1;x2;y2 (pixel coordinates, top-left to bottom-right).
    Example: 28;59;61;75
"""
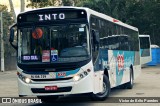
9;7;141;101
139;35;152;65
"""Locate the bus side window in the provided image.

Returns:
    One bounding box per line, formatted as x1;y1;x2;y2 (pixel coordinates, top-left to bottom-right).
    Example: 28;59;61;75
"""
92;30;99;51
91;29;100;63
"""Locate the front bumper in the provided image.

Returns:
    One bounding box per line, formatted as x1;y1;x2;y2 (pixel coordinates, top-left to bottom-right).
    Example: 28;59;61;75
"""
18;73;94;96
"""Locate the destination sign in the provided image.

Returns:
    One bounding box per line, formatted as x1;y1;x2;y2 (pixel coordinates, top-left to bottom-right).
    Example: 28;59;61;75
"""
38;13;65;21
22;55;41;62
17;9;87;23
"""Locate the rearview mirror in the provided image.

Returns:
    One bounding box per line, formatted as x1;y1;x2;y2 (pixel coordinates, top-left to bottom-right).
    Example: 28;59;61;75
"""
9;24;17;50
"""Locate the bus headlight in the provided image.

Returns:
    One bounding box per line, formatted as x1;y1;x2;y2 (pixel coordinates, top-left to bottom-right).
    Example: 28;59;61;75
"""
17;72;31;83
25;77;31;83
73;68;91;82
73;75;80;81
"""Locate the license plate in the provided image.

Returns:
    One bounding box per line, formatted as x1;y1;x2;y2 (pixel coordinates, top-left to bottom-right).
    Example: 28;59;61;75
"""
45;86;58;91
31;75;47;79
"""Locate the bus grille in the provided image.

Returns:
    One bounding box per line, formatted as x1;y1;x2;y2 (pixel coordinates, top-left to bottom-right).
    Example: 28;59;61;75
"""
31;77;72;82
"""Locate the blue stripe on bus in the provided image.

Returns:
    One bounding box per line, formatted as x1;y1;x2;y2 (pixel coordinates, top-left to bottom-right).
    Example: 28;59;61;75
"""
23;68;80;78
56;68;80;78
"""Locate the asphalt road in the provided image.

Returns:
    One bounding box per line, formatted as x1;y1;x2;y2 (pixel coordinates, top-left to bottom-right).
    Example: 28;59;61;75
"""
0;65;160;106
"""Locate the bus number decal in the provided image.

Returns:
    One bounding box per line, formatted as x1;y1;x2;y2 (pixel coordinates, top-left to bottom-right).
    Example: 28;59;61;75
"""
58;72;66;77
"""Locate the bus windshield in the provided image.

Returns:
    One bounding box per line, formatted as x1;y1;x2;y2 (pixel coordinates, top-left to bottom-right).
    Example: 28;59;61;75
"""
19;24;90;63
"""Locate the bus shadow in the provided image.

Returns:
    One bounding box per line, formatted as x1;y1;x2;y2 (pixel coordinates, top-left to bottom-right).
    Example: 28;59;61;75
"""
29;84;138;106
29;94;93;106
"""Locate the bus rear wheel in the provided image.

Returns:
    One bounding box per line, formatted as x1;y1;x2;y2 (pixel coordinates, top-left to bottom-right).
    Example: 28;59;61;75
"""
91;74;110;101
126;68;134;89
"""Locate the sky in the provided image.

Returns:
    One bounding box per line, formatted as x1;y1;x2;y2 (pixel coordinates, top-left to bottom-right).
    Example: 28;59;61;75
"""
0;0;31;15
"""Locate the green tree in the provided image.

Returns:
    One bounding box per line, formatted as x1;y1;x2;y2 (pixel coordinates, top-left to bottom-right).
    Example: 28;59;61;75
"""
27;0;83;7
61;0;73;6
61;0;84;6
125;0;160;45
0;4;14;56
144;0;160;45
27;0;57;8
78;0;128;20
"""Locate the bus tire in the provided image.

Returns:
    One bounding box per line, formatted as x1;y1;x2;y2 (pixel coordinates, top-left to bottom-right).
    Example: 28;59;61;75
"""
91;74;110;101
37;96;59;103
126;68;134;89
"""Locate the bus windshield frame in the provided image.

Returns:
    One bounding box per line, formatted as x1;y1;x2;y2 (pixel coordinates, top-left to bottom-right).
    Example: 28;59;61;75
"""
17;23;91;64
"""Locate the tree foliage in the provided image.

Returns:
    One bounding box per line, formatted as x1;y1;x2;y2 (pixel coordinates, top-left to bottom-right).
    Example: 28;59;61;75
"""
27;0;86;7
27;0;58;8
0;4;15;56
125;0;160;45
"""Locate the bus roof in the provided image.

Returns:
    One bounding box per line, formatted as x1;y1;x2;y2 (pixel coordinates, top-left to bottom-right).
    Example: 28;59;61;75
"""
86;8;138;31
19;6;138;31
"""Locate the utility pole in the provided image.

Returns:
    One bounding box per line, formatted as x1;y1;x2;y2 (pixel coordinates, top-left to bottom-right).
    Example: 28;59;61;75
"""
8;0;16;22
0;12;5;72
21;0;25;12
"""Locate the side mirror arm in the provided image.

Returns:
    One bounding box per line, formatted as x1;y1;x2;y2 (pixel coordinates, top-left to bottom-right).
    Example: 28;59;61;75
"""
10;42;18;50
9;23;18;50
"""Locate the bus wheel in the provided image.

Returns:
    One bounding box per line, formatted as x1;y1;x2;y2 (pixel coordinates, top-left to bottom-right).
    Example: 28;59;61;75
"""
91;74;110;101
126;68;134;89
37;96;59;103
